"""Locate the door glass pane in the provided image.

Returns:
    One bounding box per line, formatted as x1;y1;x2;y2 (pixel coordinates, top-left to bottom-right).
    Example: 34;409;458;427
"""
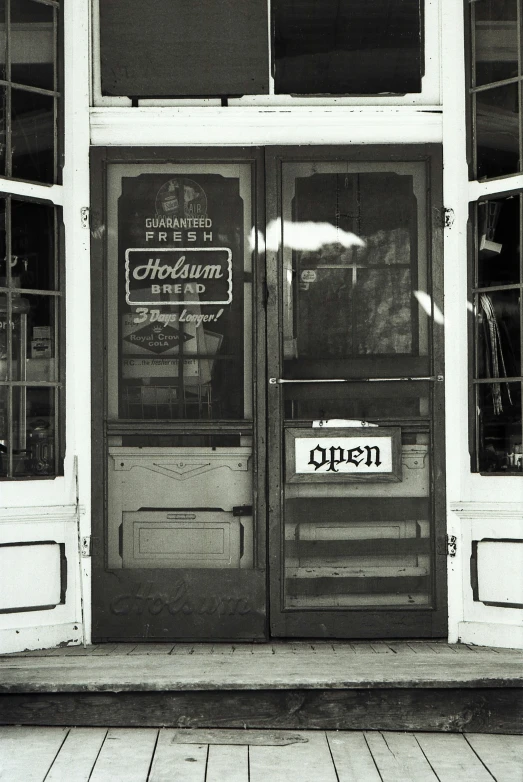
108;165;253;421
273;0;422;95
280;162;430;421
279;159;434;611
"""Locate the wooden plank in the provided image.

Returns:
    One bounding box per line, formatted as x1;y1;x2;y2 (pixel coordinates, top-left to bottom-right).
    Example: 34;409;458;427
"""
1;647;520;690
250;731;338;782
89;728;158;782
0;689;521;733
466;733;523;782
407;642;436;654
0;726;68;781
90;644;137;656
148;730;207;782
127;644;174;655
415;733;497;781
45;728;107;781
327;731;382;781
206;744;249;782
169;729;307;745
371;732;439;781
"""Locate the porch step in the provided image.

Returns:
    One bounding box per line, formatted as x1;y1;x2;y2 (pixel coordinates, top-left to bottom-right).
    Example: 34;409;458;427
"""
0;641;521;734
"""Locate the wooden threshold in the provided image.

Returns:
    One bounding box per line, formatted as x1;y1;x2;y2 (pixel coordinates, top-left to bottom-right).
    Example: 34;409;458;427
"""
1;642;521;733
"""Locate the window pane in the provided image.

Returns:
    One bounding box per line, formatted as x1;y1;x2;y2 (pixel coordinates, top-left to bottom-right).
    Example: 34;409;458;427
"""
11;88;54;183
0;0;6;81
474;0;519;87
0;292;7;380
0;85;6;177
10;0;55;91
0;385;6;476
477;290;521;379
273;0;422;95
475;83;521;179
477;381;522;472
477;196;520;287
11;199;56;290
18;386;56;476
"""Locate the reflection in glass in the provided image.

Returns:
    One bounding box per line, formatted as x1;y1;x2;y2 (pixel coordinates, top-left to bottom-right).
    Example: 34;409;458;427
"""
11;200;56;289
474;0;518;87
12;88;54;183
477;289;521;379
11;0;55;91
476;83;520;179
285;172;420;361
477;381;522;472
477;196;520;287
273;0;422;95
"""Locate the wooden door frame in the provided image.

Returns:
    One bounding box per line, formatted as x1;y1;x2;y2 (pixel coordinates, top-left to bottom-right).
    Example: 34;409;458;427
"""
266;144;447;639
90;146;268;641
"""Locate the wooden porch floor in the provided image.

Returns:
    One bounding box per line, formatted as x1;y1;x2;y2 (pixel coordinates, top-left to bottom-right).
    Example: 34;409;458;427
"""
0;726;521;781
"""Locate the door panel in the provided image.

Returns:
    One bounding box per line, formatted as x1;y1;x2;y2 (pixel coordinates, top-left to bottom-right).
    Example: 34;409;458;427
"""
267;146;446;638
91;148;267;642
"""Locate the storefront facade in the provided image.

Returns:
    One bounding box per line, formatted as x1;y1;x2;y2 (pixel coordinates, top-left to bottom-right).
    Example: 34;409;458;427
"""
1;0;523;651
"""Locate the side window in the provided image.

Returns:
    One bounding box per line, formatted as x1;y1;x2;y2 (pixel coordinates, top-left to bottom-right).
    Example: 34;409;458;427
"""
467;0;523;473
0;0;63;479
471;194;522;473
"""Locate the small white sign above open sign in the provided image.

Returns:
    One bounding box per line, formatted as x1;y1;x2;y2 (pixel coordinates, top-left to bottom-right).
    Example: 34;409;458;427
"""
286;427;402;483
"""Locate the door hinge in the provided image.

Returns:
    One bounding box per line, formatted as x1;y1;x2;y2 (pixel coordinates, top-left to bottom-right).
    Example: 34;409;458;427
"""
80;207;90;229
437;206;455;229
81;535;91;557
447;535;457;557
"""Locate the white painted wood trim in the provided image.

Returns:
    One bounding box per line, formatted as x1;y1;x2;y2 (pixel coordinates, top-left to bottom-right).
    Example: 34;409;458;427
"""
0;623;82;655
0;505;81;523
450;502;523;520
0;178;64;204
90;107;443;147
469;175;523;201
441;0;469;646
458;621;523;650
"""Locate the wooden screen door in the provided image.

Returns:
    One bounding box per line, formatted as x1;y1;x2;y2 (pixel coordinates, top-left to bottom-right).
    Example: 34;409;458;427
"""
266;146;448;639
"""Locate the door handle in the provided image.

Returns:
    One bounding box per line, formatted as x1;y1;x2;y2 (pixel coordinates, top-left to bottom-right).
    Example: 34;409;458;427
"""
269;376;443;384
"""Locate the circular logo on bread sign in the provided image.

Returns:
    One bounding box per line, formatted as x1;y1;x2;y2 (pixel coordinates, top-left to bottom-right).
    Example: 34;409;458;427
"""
155;178;208;219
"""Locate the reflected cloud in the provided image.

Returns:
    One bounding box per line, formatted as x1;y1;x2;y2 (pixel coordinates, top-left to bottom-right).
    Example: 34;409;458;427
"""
414;290;444;325
266;218;366;252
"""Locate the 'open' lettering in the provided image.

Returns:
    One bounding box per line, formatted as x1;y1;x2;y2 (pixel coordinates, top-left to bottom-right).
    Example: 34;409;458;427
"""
308;444;382;472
